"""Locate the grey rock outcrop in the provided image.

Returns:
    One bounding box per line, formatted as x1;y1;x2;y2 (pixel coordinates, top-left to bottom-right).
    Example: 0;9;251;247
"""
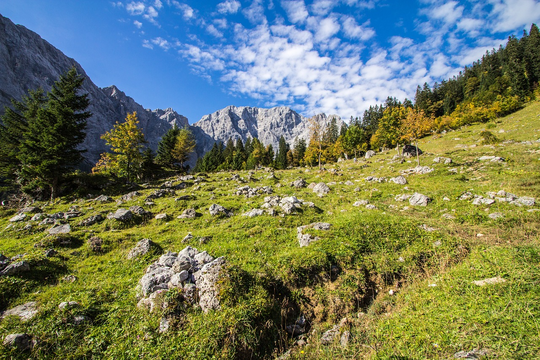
191;106;343;160
297;222;332;247
0;15;188;168
0;261;30;276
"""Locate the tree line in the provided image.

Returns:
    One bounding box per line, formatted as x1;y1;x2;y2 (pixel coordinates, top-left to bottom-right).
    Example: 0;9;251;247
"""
0;67;197;199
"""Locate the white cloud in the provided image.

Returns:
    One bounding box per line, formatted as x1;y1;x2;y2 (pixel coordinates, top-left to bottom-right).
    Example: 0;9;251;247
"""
214;18;228;29
134;20;143;28
488;0;540;32
217;0;241;14
428;1;464;25
207;24;224;38
152;37;170;50
142;39;153;49
143;6;159;23
154;0;163;9
281;0;309;24
126;1;145;15
112;2;124;8
313;16;340;42
243;0;267;24
311;0;335;15
173;2;195;19
342;16;375;40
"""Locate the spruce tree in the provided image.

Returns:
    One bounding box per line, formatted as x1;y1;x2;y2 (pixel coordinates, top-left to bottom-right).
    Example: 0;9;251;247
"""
0;89;46;184
18;68;91;199
156;124;181;167
275;135;289;169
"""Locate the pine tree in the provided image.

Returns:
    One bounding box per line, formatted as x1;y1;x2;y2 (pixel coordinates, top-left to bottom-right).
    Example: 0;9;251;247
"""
98;112;145;183
155;124;181;167
293;138;306;166
0;89;46;183
275;135;289;169
18;68;91;199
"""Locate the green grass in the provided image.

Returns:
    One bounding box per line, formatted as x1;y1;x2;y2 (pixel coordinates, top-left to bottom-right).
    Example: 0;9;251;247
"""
1;101;540;359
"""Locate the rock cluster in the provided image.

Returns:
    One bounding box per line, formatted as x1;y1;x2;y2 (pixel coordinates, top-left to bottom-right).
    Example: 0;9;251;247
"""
137;246;225;313
261;196;313;215
235;185;273;198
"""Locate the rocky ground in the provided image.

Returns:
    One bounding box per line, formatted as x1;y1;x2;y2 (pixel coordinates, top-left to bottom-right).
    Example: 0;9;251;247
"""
0;101;539;359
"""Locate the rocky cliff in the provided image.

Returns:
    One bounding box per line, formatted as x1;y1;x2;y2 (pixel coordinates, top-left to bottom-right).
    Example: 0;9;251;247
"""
0;13;342;170
192;106;342;157
0;14;188;168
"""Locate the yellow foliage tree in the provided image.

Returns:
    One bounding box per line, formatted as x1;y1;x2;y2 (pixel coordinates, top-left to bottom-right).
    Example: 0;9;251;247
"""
97;112;146;182
400;108;434;165
171;128;196;169
306;116;325;169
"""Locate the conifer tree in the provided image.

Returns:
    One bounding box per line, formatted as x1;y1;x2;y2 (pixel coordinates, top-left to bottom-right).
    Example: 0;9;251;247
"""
155;124;181;167
0;89;46;184
18;68;91;199
275;135;289;169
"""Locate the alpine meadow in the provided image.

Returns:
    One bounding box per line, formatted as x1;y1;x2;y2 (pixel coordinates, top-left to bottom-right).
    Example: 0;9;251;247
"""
1;1;540;359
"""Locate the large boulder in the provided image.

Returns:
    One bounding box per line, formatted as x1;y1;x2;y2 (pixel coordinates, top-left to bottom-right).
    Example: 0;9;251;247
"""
365;150;376;159
48;224;71;235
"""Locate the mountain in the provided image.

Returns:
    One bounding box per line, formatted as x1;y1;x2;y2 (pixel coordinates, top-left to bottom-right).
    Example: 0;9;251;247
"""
0;14;188;168
0;13;341;170
191;105;342;156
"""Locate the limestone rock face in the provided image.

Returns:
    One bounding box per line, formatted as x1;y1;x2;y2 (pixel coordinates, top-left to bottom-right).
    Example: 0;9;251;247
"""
191;106;344;159
0;14;345;170
0;15;188;168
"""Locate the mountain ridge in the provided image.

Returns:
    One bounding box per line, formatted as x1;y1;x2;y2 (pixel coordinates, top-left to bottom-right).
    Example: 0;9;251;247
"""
0;13;340;169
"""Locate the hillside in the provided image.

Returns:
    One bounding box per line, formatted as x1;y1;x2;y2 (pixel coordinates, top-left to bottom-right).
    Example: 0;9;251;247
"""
1;100;539;359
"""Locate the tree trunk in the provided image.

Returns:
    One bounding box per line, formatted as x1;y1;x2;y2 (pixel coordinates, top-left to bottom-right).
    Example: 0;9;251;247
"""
415;139;420;166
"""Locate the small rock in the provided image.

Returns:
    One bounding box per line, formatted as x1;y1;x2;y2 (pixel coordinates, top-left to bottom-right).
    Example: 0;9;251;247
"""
365;204;377;210
320;325;340;345
390;175;407;185
178;208;197;219
63;275;78;282
312;182;330;196
44;249;58;257
182;233;193;243
1;302;38;321
442;213;456;219
365;150;375;159
129;206;152;217
472;276;506;286
290;178;307;188
353;200;369;206
454;348;489;359
58;301;80;310
488;212;504;220
155;213;169;221
88;237;103;253
48;224;71;235
409;193;431;206
159;317;171;333
79;214;104;226
72;315;91;325
128;239;158;259
209;204;233;217
0;261;30;276
196;257;227;313
3;333;34;351
340;331;350;347
107;209;133;221
94;195;113;202
242;209;264;217
9;213;27;222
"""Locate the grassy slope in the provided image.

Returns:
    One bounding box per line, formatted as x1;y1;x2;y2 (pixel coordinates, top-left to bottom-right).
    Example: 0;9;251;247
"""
0;101;539;359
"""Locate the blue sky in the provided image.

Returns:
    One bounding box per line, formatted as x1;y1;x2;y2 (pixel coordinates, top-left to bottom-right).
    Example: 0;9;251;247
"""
1;0;540;123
